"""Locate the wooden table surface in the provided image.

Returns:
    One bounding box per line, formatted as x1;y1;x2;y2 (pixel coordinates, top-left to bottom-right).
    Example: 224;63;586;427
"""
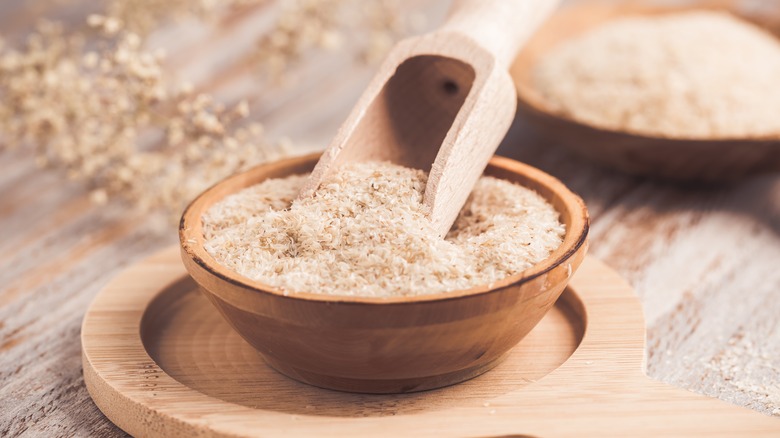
1;0;779;436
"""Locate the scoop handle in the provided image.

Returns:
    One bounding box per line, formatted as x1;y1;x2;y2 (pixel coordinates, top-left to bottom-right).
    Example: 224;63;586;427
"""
440;0;560;68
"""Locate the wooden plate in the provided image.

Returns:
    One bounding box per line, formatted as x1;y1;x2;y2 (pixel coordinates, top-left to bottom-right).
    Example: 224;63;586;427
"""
82;247;779;437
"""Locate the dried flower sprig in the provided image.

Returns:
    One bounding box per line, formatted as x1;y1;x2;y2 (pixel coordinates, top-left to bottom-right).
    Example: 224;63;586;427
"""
256;0;423;81
356;0;425;64
105;0;264;36
0;0;420;218
0;18;289;217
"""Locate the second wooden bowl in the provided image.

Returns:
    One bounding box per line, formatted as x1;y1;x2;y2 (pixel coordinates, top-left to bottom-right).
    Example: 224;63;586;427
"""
180;154;589;393
511;0;780;182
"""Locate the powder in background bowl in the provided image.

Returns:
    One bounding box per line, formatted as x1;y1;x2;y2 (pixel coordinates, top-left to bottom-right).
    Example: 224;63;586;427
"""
532;11;780;139
202;161;565;297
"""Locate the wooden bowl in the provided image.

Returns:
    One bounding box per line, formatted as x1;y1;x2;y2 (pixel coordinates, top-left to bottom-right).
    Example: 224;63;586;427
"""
179;154;589;394
511;0;780;182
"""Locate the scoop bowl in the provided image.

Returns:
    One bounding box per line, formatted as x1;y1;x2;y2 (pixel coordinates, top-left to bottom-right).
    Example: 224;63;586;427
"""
511;0;780;182
180;154;588;394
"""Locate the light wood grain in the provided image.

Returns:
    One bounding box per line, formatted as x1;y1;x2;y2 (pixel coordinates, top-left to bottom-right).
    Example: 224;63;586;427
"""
1;0;780;436
302;0;558;236
83;248;780;437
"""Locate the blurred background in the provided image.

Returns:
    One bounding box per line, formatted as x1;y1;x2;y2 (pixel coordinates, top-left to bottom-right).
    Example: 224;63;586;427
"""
1;0;779;435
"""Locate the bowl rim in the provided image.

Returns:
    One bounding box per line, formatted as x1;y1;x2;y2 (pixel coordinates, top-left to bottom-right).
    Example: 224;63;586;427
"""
511;0;780;144
180;153;589;305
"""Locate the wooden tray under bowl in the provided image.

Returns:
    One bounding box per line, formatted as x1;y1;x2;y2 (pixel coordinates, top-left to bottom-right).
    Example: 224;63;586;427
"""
81;247;779;437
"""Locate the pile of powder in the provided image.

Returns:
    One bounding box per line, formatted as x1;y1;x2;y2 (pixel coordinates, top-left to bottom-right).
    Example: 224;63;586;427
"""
532;11;780;139
202;162;565;297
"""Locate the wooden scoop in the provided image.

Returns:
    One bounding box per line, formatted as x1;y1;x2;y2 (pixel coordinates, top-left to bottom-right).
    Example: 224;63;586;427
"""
299;0;559;236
